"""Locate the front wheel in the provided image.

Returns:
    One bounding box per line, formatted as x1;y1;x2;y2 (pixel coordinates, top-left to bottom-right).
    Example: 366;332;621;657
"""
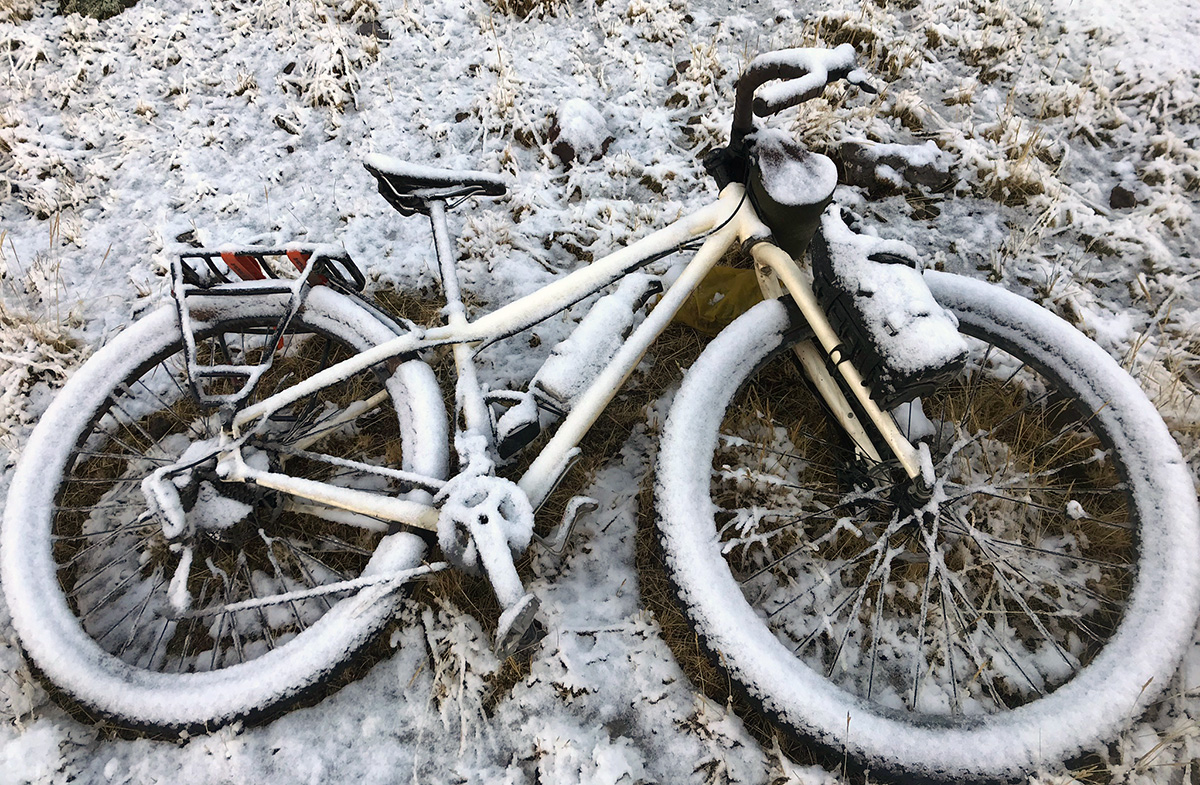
2;284;449;731
655;272;1200;781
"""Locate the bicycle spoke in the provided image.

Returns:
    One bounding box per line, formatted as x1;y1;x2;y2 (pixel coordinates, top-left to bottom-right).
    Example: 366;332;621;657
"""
952;345;997;438
977;539;1076;670
725;493;892;559
934;557;1006;709
240;560;276;652
939;515;1131;571
54;509;155;544
175;579;212;673
65;535;150;597
909;520;941;710
260;529;308;633
99;572;164;648
941;386;1059;465
278;538;337;611
71;449;171;465
865;552;894;702
133;378;206;440
718;428;849;464
78;563;146;620
939;573;960;714
827;544;896;680
140;615;174;672
939;562;1044;697
944;487;1130;531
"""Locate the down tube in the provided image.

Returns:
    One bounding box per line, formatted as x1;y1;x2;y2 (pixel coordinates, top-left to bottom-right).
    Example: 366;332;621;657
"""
517;217;741;509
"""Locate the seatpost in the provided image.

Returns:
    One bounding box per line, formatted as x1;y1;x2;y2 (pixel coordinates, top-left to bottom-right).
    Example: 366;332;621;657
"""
427;200;493;454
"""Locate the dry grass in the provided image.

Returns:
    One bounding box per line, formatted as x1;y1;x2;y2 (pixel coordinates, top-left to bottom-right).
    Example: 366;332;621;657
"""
0;0;42;22
484;0;566;19
56;0;136;20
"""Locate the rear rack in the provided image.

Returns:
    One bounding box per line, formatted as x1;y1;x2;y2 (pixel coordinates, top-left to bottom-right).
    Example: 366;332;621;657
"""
171;245;367;410
177;245;366;292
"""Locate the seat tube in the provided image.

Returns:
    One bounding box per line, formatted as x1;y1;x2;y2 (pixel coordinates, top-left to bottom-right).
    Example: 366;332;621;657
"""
428;200;464;312
428;200;492;446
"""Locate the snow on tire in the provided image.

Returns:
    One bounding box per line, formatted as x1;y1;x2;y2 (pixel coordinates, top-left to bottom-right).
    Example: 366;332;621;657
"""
2;284;448;731
655;271;1200;781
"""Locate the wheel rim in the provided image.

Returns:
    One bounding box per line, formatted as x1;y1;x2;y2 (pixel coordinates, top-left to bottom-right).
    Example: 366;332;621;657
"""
50;318;404;675
712;330;1134;718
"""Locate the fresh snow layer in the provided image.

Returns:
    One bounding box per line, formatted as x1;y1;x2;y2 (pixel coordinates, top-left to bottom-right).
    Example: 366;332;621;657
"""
752;128;838;207
1050;0;1200;74
816;207;967;376
2;0;1200;781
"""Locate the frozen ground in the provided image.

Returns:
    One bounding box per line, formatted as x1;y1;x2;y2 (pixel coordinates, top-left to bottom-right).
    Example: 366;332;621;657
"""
1;0;1199;782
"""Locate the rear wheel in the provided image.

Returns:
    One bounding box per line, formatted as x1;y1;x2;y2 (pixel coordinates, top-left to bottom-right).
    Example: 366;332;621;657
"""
2;285;448;731
655;273;1200;781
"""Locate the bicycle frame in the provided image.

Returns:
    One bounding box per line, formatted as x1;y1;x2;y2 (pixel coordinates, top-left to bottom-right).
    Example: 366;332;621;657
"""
217;182;923;536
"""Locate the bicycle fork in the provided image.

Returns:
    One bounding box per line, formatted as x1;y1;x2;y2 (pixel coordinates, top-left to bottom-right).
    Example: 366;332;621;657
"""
734;198;928;488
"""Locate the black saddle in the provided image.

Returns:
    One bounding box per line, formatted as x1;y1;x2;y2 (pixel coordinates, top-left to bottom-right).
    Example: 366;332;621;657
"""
364;153;508;216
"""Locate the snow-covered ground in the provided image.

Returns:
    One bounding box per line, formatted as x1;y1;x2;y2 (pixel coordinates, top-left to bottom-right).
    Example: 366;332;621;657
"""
1;0;1199;781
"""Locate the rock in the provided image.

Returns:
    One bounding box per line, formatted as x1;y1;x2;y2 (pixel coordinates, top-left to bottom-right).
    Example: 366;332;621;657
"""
1109;184;1138;209
549;99;614;167
839;140;956;193
357;20;391;40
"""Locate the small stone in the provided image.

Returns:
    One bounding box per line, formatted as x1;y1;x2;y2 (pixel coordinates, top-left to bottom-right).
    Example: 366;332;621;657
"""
1109;184;1137;209
273;115;300;135
356;20;391;40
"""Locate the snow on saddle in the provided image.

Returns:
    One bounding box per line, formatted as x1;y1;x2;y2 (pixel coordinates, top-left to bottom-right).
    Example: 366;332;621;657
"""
363;153;509;216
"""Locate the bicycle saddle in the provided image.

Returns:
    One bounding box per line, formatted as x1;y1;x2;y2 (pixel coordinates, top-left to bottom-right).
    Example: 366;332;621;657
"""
364;153;508;216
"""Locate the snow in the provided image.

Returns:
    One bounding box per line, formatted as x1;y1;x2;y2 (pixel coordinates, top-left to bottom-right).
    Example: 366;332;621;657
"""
752;128;838;207
751;44;859;115
860;140;950;171
362;152;509;189
551;98;613;166
816;206;967;377
2;0;1200;781
1054;0;1200;75
531;273;659;407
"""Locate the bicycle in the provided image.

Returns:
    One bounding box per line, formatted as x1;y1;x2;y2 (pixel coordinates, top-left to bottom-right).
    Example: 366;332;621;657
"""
4;44;1198;782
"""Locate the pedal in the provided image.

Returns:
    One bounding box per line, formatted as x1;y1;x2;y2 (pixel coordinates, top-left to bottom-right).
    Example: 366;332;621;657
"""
489;391;542;460
495;592;542;659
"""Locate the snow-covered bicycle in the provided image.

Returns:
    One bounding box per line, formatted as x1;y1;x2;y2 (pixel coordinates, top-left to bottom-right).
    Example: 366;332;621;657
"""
4;45;1198;782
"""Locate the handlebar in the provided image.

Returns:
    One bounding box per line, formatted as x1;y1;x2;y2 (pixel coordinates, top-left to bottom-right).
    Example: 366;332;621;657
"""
729;44;876;150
